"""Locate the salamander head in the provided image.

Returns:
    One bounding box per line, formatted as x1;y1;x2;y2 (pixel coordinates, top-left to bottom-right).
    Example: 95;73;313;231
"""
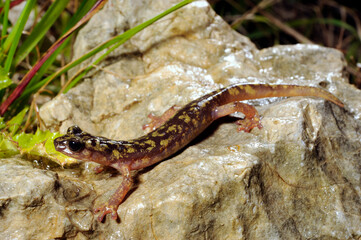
54;125;118;165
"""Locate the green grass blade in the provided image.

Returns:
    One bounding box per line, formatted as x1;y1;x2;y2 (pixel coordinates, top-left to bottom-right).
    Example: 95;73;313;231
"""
0;0;24;11
65;0;99;32
28;0;99;87
14;0;70;66
318;18;359;38
0;0;108;115
1;0;11;46
0;66;12;90
289;18;359;39
7;106;28;135
21;0;195;95
64;0;195;92
3;0;36;72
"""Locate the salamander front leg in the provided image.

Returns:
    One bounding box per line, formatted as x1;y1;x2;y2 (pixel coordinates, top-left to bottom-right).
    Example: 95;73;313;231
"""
94;165;133;222
213;102;263;132
143;105;181;132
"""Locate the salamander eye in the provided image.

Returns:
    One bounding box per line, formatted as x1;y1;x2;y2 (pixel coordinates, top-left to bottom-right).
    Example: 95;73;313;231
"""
68;140;84;152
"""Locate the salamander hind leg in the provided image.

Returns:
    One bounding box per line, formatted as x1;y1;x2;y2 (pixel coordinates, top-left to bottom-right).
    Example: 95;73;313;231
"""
143;105;181;132
213;102;263;132
94;165;133;222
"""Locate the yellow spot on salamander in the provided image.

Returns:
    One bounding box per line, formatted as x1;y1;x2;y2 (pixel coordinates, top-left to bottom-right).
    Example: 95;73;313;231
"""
160;139;170;146
133;141;145;146
112;149;121;158
192;119;198;126
228;87;240;96
244;85;256;95
146;146;156;151
179;114;191;123
144;140;156;147
157;125;166;131
167;125;177;132
152;131;165;137
127;147;136;153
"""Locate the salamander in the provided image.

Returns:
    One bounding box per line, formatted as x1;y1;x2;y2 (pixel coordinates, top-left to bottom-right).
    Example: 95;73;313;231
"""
53;83;344;222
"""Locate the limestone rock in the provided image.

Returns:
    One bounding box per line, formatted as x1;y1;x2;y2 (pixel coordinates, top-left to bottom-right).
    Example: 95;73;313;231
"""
0;158;95;239
2;0;360;239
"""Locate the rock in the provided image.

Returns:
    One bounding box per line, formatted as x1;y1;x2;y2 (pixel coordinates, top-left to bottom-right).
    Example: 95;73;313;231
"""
2;0;360;239
0;158;95;239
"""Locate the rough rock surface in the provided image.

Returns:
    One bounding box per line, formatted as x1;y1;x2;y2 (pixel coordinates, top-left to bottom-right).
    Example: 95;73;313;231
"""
1;0;360;239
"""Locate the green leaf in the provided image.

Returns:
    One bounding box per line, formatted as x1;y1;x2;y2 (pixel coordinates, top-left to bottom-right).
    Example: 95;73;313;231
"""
0;117;5;130
7;107;28;135
0;133;19;158
13;131;33;150
12;129;77;165
14;130;44;151
0;66;12;90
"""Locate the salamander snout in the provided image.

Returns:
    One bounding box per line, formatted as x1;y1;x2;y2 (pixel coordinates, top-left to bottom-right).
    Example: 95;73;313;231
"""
54;136;85;156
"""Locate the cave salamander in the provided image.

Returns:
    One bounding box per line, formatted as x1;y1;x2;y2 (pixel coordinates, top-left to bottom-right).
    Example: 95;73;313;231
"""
54;83;344;222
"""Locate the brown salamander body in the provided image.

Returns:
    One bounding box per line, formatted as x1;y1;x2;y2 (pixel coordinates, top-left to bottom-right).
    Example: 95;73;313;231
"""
54;83;344;222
